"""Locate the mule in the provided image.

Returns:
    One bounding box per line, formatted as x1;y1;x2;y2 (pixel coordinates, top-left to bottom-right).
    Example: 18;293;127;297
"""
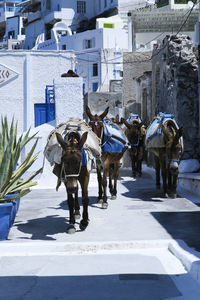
86;106;127;208
121;116;146;177
146;113;183;198
54;130;90;233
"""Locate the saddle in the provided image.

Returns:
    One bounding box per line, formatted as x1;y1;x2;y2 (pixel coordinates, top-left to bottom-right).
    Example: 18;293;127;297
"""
44;118;101;172
102;118;128;153
145;112;179;148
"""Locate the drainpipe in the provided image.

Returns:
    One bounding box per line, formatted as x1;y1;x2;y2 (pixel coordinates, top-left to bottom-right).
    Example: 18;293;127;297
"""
24;53;31;131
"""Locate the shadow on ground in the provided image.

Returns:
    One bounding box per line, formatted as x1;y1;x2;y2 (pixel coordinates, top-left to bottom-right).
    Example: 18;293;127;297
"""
0;273;182;300
15;215;68;240
152;211;200;252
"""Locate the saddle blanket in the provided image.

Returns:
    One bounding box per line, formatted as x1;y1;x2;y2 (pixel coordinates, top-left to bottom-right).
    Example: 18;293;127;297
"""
126;114;141;123
102;119;127;153
145;112;178;148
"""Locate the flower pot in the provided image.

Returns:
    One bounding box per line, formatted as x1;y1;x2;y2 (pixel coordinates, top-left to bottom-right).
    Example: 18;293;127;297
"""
4;193;20;226
0;202;13;241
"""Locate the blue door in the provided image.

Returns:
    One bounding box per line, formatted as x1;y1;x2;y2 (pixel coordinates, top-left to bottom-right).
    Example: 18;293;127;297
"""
34;104;47;127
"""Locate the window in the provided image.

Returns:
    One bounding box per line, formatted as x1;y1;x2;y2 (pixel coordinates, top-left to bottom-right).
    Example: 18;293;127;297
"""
104;0;107;7
111;0;113;2
62;44;66;50
92;82;98;92
77;1;86;14
83;38;95;49
93;63;98;76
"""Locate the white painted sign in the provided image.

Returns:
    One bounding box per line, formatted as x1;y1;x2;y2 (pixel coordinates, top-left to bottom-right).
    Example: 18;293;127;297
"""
0;64;18;86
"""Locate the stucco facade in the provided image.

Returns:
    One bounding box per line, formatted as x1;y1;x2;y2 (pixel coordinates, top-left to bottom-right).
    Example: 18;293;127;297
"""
0;50;75;132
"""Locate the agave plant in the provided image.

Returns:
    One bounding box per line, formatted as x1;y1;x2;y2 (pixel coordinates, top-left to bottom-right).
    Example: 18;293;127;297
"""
0;116;42;203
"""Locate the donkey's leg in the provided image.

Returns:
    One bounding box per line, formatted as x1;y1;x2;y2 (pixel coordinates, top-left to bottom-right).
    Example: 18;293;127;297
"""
154;154;160;189
171;174;178;198
97;165;103;203
74;189;81;220
79;168;90;230
160;157;168;198
66;191;76;234
102;159;109;209
137;147;143;177
109;164;114;195
111;162;120;199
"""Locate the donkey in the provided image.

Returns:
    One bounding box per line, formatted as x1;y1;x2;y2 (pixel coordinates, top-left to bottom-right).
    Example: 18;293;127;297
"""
121;117;146;177
146;114;183;198
86;106;127;208
54;131;90;233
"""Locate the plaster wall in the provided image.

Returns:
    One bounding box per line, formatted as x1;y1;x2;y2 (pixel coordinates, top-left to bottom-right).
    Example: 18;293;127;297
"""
54;77;84;125
0;50;75;132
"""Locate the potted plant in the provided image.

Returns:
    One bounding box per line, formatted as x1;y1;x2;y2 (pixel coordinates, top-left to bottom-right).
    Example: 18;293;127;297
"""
0;116;42;240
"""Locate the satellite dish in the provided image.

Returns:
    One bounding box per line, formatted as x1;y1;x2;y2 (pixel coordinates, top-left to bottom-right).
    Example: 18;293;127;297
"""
187;1;193;8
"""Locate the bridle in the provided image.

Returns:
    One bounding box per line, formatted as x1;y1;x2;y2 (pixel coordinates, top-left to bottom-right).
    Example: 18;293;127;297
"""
60;148;82;182
89;120;104;141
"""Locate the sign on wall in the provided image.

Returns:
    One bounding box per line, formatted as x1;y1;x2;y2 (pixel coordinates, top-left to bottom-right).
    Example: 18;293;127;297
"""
0;64;19;86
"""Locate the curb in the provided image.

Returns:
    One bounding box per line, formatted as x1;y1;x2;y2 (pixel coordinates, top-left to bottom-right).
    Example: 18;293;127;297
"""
0;239;171;256
169;240;200;285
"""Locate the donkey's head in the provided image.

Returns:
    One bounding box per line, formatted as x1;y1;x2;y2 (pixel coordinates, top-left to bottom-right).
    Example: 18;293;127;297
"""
86;106;109;139
121;118;146;152
56;131;88;194
162;121;183;176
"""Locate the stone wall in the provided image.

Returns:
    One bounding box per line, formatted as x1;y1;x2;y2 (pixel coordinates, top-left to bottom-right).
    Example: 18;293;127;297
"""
123;51;152;108
84;91;123;120
152;34;199;159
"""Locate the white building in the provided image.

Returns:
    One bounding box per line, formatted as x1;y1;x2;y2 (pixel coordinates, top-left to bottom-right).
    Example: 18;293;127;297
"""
0;50;75;132
32;15;128;92
0;0;25;46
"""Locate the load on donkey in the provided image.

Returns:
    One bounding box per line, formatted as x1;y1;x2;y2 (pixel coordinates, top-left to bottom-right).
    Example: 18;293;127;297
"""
44;119;101;233
146;112;183;198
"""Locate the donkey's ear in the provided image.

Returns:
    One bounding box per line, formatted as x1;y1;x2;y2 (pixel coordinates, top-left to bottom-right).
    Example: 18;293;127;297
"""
56;133;66;150
78;132;88;149
161;124;170;140
139;119;146;128
174;126;183;144
121;118;131;129
100;107;109;120
86;106;93;120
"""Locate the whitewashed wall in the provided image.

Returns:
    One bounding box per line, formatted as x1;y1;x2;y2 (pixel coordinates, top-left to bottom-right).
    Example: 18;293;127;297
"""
54;77;83;125
0;50;75;132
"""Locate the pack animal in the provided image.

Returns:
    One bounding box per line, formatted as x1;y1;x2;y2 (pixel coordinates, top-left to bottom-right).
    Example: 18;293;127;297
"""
146;113;183;198
86;106;127;208
121;116;146;177
53;130;90;233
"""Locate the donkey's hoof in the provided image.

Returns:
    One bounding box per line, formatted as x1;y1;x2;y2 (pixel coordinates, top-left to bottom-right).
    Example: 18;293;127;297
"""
102;202;108;209
111;195;117;200
67;224;76;234
170;193;177;199
79;220;89;231
74;210;81;220
97;198;103;204
164;193;169;198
